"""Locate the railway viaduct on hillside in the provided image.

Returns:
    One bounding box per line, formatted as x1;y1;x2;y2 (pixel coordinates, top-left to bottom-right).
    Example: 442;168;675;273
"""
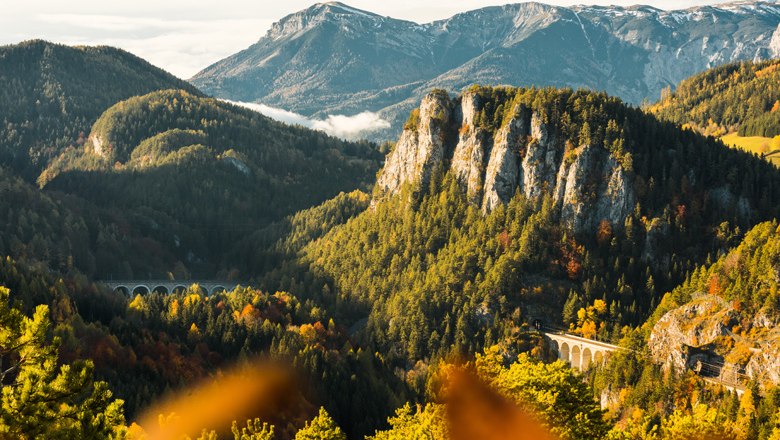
543;331;623;372
542;329;745;395
104;280;239;297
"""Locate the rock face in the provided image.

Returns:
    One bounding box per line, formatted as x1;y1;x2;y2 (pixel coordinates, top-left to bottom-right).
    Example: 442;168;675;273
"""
649;296;735;372
554;145;635;233
745;337;780;384
451;93;492;204
482;106;529;212
650;295;780;386
375;92;453;196
375;90;635;234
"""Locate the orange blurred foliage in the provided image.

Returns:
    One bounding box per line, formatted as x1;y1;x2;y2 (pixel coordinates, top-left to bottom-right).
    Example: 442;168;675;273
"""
445;369;558;440
134;360;308;439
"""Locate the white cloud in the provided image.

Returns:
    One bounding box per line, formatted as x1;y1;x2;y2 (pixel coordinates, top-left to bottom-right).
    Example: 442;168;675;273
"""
36;14;190;31
226;100;390;140
3;13;271;78
312;113;391;139
228;102;313;126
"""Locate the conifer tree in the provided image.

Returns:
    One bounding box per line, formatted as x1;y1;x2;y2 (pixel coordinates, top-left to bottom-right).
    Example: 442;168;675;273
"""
294;407;346;440
0;286;125;439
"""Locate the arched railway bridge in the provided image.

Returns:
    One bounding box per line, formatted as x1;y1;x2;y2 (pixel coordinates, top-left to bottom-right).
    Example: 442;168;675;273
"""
103;280;240;297
543;330;625;372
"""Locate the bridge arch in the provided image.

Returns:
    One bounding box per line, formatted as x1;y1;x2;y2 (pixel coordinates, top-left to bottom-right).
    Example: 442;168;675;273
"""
113;286;130;297
571;345;581;370
132;285;150;296
581;347;593;371
152;285;169;295
172;285;188;295
560;341;570;363
210;285;227;295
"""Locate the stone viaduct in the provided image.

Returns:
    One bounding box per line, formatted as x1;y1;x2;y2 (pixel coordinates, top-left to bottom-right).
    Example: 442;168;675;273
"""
104;280;239;297
544;331;624;372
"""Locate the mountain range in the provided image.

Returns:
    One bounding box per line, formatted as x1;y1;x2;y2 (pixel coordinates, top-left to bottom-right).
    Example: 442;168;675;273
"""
192;1;780;140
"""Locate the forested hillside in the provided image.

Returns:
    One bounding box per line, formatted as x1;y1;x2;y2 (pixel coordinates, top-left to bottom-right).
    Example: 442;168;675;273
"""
583;221;780;440
647;221;780;384
0;42;398;439
33;89;381;278
0;166;184;276
650;59;780;138
253;87;780;377
0;40;199;177
0;255;408;439
4;36;780;438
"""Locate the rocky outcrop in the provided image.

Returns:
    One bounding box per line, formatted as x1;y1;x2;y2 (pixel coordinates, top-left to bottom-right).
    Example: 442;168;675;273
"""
553;145;636;233
746;337;780;384
482;105;529;212
649;296;735;372
451;93;492;204
650;295;780;386
91;134;107;157
375;90;636;235
375;92;453;196
521;114;560;201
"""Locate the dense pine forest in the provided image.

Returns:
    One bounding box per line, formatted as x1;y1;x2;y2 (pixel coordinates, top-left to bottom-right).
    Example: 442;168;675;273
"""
38;89;381;277
2;38;780;439
255;86;780;366
649;59;780;138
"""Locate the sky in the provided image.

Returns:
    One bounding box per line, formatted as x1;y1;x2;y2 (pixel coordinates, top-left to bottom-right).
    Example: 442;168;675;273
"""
1;0;740;80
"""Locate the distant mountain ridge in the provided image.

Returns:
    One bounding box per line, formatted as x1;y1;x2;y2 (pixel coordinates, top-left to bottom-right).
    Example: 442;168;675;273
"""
0;40;199;177
191;1;780;140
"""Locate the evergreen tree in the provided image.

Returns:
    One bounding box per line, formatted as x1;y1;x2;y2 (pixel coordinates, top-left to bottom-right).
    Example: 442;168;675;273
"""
0;286;125;438
294;407;346;440
232;418;275;440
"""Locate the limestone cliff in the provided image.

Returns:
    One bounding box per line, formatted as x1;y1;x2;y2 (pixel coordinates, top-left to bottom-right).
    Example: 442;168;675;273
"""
374;89;635;235
482;106;529;212
649;296;736;373
375;91;453;196
553;144;635;233
451;92;492;205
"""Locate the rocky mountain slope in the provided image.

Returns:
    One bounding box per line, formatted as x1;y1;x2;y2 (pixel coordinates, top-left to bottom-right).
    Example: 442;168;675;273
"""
191;1;780;140
375;88;634;234
0;40;199;177
649;221;780;386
